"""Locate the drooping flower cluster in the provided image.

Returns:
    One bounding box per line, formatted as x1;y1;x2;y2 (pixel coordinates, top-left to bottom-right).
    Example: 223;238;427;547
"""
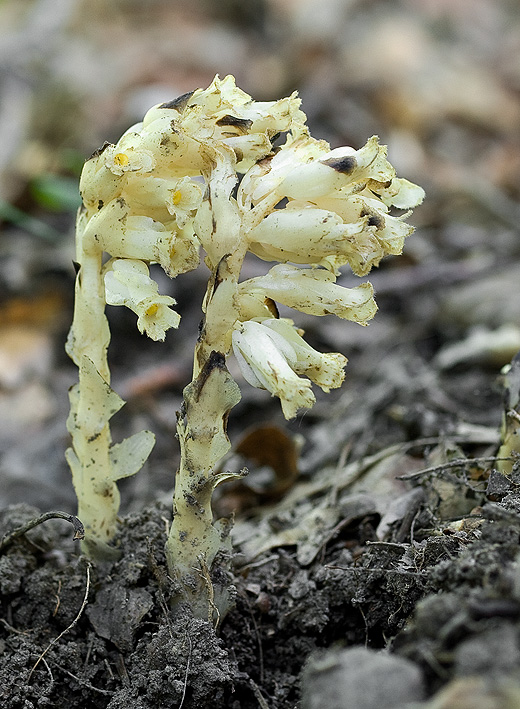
76;74;423;419
229;112;424;418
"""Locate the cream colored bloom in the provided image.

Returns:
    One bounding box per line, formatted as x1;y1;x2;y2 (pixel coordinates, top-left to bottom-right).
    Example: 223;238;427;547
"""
246;204;385;274
104;259;180;340
232;320;315;419
238;133;325;206
239;134;396;207
372;177;426;210
241;264;377;323
79;146;125;214
82;198;200;278
184;74;305;139
137;75;305;175
119;170;204;236
103;132;155;176
310;192;416;274
261;318;347;392
164;175;205;227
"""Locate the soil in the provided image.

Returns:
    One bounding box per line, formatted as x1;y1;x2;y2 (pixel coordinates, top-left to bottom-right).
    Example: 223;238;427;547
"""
1;345;520;708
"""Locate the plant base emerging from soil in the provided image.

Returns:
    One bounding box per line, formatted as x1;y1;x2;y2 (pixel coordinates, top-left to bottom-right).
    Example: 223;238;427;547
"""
67;75;424;617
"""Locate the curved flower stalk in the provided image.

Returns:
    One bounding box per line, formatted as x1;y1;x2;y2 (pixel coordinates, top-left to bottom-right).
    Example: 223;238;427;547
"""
68;74;424;616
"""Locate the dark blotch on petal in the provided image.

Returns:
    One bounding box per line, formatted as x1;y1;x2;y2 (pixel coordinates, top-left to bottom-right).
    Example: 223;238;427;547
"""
321;155;357;174
88;141;111;161
216;115;254;133
159;91;195;111
368;214;384;228
361;209;385;229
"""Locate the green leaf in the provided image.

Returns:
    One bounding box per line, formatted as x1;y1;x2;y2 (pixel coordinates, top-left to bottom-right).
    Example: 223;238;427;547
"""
30;174;82;212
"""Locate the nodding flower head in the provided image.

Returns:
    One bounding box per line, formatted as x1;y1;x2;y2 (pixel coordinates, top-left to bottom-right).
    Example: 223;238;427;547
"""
239;133;424;276
77;74;423;418
240;264;377;323
232;317;348;419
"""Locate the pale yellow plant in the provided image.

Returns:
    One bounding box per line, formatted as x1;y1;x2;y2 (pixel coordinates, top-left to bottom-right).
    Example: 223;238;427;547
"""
67;75;424;616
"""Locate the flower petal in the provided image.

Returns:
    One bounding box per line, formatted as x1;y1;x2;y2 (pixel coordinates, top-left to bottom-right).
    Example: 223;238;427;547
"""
262;319;347;392
232;320;315;419
242;264;377;323
104;259;180;340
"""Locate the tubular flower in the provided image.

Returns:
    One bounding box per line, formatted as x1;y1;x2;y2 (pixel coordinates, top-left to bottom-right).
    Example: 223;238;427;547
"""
104;259;180;340
240;264;377;323
308;193;415;275
241;134;395;205
238;132;424;276
81;197;198;278
82;198;171;260
260;318;348;392
164;176;205;227
232;319;316;419
79;145;125;213
246;203;385;274
121;174;203;227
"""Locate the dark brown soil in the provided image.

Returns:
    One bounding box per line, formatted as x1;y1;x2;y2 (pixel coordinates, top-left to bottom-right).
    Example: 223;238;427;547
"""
1;349;519;708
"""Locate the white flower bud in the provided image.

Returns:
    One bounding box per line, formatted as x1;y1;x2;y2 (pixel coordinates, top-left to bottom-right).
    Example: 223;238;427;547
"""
104;259;180;341
79;147;125;213
371;177;425;210
261;318;347;392
247;205;383;272
232;320;315;419
242;264;377;323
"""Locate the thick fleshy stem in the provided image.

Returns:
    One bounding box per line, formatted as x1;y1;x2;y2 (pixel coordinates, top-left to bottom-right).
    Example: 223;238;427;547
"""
165;150;249;619
65;211;154;558
166;351;243;620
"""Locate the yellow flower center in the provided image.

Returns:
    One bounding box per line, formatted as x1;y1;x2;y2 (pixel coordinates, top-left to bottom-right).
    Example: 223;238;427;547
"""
145;303;159;316
171;189;183;205
114;153;130;167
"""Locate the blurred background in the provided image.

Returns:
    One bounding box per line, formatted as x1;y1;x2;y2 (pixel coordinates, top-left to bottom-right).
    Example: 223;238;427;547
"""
1;0;519;515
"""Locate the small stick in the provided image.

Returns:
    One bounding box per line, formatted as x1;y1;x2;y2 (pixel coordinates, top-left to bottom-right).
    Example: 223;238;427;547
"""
397;456;514;481
28;560;91;682
249;679;270;709
178;629;192;709
0;511;84;553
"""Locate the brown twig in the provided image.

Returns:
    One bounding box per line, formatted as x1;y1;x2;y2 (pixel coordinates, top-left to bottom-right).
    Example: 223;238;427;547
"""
397;456;514;481
0;511;84;554
28;560;91;682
